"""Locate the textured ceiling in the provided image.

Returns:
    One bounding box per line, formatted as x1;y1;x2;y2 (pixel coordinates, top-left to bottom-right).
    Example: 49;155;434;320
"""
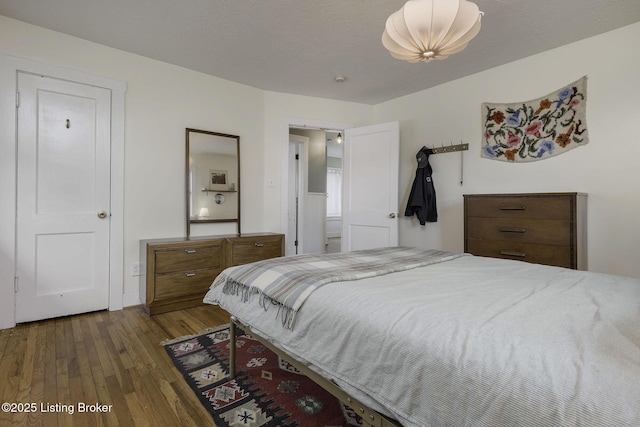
1;0;639;104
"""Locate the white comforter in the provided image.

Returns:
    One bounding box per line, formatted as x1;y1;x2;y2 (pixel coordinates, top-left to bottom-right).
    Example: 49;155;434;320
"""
204;254;640;427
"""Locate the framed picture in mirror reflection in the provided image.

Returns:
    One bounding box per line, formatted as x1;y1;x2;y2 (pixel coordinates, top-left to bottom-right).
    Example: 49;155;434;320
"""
209;169;228;190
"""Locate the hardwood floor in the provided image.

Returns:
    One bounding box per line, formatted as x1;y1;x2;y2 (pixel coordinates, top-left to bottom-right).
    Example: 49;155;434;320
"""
0;304;231;427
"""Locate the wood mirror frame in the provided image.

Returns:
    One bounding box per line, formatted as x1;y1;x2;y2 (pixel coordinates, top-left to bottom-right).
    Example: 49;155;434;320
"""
185;128;240;238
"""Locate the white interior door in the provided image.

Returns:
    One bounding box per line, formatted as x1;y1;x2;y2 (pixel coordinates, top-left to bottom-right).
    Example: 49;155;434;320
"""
15;72;111;323
342;122;399;251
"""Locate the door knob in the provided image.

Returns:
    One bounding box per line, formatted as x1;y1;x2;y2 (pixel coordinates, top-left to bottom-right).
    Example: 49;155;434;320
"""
388;213;396;218
97;211;108;219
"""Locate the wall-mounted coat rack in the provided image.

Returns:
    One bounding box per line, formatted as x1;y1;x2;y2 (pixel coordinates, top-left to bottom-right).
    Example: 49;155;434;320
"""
421;142;468;186
426;142;469;154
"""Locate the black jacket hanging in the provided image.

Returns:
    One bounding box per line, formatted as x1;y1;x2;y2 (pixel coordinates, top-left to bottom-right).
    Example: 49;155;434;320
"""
405;147;437;224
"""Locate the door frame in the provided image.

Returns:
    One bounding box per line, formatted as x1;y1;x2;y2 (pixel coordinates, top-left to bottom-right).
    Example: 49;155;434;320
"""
280;118;352;255
287;134;308;256
0;54;126;329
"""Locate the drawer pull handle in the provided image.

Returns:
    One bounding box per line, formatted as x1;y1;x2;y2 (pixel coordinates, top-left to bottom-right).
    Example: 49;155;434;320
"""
499;227;526;233
500;250;526;258
499;205;526;211
185;249;197;254
254;243;264;247
185;272;196;277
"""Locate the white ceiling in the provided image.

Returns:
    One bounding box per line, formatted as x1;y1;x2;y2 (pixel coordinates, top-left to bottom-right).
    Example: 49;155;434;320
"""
2;0;639;105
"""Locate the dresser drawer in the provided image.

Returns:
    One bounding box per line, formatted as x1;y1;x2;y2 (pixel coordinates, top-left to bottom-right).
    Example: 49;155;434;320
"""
465;196;572;219
227;236;284;266
154;267;220;300
464;193;586;270
141;233;285;314
155;243;223;274
466;239;573;269
466;217;571;246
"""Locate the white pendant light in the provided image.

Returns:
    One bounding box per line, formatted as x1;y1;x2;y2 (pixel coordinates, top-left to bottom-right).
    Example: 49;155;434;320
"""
382;0;482;63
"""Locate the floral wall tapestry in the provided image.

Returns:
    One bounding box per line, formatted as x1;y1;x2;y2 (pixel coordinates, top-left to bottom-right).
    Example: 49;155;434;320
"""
482;76;588;162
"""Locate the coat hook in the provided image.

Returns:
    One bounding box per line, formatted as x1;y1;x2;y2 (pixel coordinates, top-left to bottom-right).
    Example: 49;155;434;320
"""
66;119;70;129
426;141;469;155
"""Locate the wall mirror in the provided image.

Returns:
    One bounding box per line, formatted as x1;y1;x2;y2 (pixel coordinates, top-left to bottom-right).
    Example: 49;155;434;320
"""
186;128;240;238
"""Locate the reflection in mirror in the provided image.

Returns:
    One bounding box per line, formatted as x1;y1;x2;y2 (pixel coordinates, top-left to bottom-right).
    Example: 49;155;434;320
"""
186;128;240;238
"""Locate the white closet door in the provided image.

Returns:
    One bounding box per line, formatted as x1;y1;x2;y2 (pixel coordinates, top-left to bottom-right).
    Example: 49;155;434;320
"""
16;72;111;323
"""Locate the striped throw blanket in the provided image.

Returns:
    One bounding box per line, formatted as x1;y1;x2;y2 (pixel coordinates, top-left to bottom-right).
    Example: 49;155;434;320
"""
212;247;465;329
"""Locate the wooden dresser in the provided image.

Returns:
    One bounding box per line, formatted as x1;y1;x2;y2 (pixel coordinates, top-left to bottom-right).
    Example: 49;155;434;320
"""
464;193;587;270
140;233;284;314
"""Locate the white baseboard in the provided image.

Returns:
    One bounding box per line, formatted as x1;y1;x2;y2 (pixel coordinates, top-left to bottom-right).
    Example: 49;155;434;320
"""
122;291;142;308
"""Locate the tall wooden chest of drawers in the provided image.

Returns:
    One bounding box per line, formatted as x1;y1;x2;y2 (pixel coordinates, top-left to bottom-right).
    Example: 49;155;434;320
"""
464;193;587;270
140;233;284;314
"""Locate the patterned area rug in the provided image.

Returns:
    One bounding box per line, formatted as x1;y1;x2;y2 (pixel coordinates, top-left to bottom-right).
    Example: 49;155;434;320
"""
163;324;362;427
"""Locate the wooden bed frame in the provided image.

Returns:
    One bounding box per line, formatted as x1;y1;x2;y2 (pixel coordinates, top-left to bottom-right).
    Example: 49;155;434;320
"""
229;316;402;427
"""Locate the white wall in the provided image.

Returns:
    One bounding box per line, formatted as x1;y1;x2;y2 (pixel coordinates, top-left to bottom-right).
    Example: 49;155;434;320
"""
374;23;640;278
1;15;638;330
261;91;373;234
0;16;267;314
0;15;373;328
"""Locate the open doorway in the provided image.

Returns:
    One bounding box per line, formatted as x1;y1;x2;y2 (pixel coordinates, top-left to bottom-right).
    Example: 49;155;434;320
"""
286;126;344;255
281;120;399;256
280;118;352;256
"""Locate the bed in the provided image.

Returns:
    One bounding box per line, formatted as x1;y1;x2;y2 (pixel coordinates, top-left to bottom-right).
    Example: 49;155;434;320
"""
203;247;640;427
